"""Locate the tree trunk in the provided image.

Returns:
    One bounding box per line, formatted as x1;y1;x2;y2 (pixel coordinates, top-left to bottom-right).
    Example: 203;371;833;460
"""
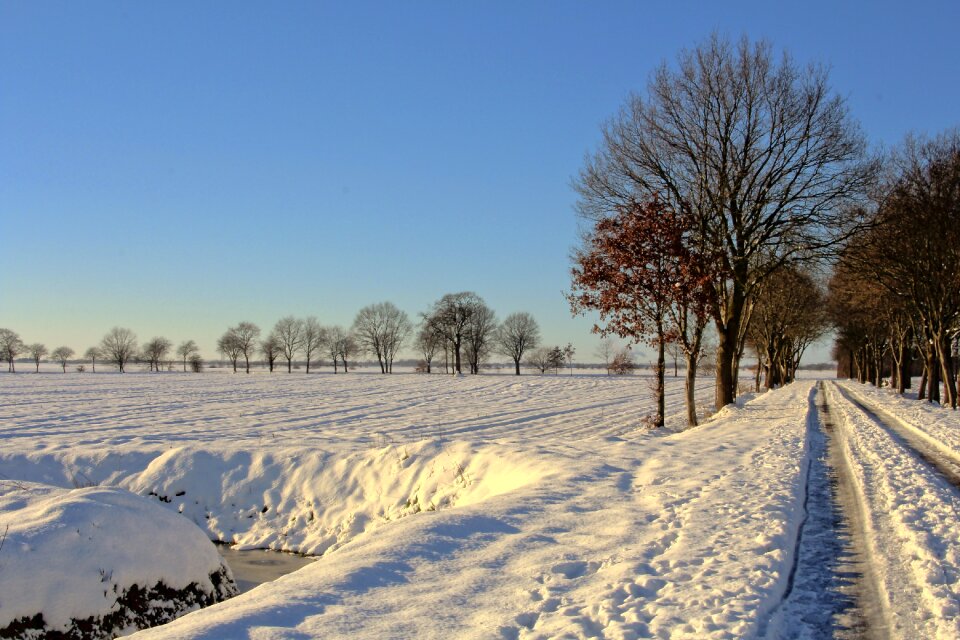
873;349;882;387
514;358;521;375
656;326;666;428
453;340;462;374
927;348;941;404
919;361;928;400
685;353;698;427
714;317;738;408
936;334;957;409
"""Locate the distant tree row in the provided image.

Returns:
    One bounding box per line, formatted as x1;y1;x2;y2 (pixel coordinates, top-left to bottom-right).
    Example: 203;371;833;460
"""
0;329;75;373
1;296;546;376
419;292;542;375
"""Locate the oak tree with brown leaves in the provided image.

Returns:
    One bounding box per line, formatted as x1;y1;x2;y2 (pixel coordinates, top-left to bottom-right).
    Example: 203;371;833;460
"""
570;198;714;427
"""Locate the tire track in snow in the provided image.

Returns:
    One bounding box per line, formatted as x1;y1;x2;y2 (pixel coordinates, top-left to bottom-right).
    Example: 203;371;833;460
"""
823;381;960;638
835;383;960;492
768;382;890;639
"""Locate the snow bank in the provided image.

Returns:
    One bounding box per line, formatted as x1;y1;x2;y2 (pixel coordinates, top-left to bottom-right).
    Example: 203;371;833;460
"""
1;441;551;557
0;482;236;639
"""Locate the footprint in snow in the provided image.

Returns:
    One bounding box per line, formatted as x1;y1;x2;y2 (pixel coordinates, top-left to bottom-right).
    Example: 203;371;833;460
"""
551;560;601;579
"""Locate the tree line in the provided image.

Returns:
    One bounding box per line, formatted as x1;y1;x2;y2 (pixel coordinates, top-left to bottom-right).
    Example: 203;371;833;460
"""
0;293;556;376
828;130;960;407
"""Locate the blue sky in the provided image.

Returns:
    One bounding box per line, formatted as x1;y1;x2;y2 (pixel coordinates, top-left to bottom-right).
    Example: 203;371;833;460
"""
2;1;958;364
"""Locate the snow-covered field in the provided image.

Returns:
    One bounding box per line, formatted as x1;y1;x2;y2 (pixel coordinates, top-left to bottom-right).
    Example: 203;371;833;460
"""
1;371;957;638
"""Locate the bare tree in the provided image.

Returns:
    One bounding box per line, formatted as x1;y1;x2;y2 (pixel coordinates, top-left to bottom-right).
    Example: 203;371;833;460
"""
610;347;636;375
274;316;304;373
575;34;875;409
301;317;325;374
231;322;261;373
464;302;497;374
381;306;412;373
496;312;541;375
325;326;347;373
339;332;358;373
260;333;282;372
352;303;412;374
414;325;442;373
143;337;172;372
101;327;138;373
666;343;682;378
548;346;565;374
594;338;616;375
0;328;24;372
217;331;243;373
563;343;576;375
526;347;554;374
28;343;48;373
423;292;485;375
749;266;827;389
176;340;199;372
84;346;101;373
51;346;74;373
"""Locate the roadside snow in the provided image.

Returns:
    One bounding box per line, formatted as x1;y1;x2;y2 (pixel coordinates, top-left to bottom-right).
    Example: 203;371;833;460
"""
837;380;960;460
825;382;960;638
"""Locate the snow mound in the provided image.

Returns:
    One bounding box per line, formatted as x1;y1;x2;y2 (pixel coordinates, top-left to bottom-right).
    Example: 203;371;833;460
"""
0;482;237;639
122;440;552;555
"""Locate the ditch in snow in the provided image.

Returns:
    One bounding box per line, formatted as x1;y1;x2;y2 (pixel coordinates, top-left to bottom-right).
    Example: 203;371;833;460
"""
216;545;316;593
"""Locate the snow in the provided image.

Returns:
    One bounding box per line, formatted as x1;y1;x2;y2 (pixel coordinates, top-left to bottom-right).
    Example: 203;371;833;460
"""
1;372;818;638
836;380;960;461
0;481;235;636
825;382;960;638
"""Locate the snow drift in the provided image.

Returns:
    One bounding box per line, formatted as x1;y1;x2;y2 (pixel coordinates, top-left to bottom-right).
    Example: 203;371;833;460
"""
0;482;236;639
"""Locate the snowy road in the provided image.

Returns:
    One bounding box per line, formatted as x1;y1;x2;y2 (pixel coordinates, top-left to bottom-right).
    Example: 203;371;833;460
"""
768;382;876;639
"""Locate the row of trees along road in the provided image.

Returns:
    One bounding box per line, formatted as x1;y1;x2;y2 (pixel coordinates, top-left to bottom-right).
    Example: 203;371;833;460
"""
570;34;871;426
829;130;960;407
0;297;547;376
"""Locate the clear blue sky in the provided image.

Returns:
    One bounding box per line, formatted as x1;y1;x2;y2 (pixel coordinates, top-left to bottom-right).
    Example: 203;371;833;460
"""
2;1;958;364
